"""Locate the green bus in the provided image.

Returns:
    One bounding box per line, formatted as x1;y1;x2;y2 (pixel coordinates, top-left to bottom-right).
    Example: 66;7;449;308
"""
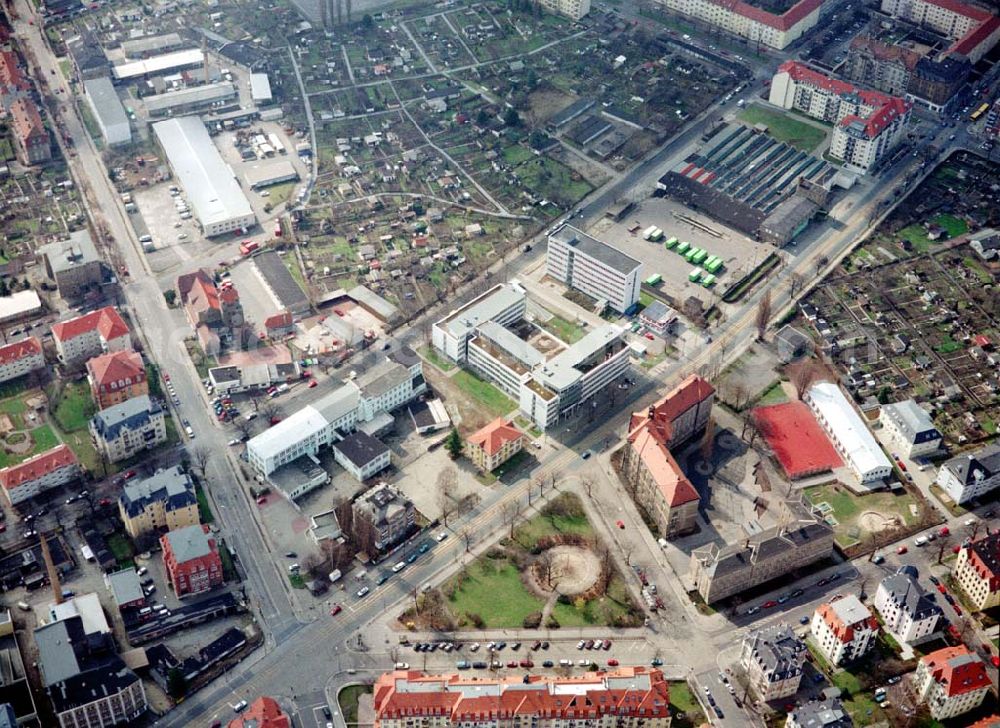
691;249;709;265
706;258;724;274
665;236;679;249
702;255;718;269
685;247;701;262
645;273;662;286
675;241;690;255
702;274;716;287
688;269;702;282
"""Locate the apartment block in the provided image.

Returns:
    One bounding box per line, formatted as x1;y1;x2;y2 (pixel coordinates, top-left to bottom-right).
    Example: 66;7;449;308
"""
951;532;1000;611
0;444;81;506
770;61;911;174
0;336;45;384
467;418;525;473
881;0;1000;63
810;595;879;666
739;623;807;702
160;524;223;597
879;399;941;459
37;229;105;300
539;0;590;20
89;395;167;463
52;307;131;365
87;349;148;409
913;646;991;720
874;566;942;645
653;0;822;50
373;667;671;726
936;444;1000;505
546;225;641;313
353;484;414;552
118;466;199;540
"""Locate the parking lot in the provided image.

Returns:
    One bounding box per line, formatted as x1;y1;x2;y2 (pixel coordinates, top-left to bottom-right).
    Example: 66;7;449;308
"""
587;197;775;307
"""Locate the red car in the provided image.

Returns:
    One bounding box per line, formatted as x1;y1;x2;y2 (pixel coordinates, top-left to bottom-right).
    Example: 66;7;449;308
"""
330;604;342;616
992;656;1000;668
616;520;625;529
938;526;950;537
953;605;962;616
897;545;908;555
952;545;961;554
308;380;318;388
644;333;655;341
123;470;137;480
256;496;267;505
519;660;533;668
762;600;778;609
937;584;947;594
99;498;112;507
607;659;619;666
507;660;518;668
270;417;282;425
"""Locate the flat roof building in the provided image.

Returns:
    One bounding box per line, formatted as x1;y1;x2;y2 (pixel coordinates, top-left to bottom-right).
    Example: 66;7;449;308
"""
143;82;237;117
120;33;186;59
244;159;299;189
250;73;273;104
38;229;104;300
432;282;527;362
546;225;641;313
112;49;204;81
152;117;256;237
806;382;892;485
83;77;131;147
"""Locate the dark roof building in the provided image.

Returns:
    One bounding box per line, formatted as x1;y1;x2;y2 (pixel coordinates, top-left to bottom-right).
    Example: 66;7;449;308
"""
787;698;853;728
253;251;310;315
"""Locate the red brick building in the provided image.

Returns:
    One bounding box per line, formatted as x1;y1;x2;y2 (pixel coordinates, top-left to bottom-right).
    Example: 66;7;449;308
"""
87;349;148;408
160;524;223;597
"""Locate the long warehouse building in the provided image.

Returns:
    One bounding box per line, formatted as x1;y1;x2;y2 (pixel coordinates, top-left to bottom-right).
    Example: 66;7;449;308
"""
152;117;256;237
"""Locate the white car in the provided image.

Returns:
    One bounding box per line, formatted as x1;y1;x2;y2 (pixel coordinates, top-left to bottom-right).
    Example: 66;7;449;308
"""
177;233;188;240
357;586;370;598
435;531;448;542
228;439;241;446
260;190;270;197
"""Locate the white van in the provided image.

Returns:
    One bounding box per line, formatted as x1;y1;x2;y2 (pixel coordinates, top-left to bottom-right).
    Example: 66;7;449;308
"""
16;601;30;611
392;562;406;573
136;567;148;577
914;536;928;546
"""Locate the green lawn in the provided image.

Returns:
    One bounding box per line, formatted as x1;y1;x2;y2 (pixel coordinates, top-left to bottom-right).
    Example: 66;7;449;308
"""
338;684;373;725
60;429;102;474
451;369;514;418
0;424;60;468
549;576;637;627
738;105;827;152
0;395;27;428
513;494;594;548
757;380;788;406
107;532;135;567
513;156;593;207
502;144;534;165
52;381;97;432
196;485;216;524
931;213;967;238
668;681;707;726
446;557;545;628
544;315;586;344
804;484;921;528
219;541;238;582
418;344;456;372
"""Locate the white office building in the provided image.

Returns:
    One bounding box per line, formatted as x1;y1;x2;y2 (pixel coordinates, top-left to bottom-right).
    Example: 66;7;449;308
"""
83;77;131;147
546;225;641;313
432;282;527;362
806;382;893;484
152;117;256;237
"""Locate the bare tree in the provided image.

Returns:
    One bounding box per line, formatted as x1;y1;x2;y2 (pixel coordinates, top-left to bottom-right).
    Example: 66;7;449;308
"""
302;552;324;579
789;271;806;297
755;290;771;341
259;400;282;422
533;476;545;500
436;467;458;526
190;445;211;474
815;255;829;277
790;360;821;401
580;475;595;499
232;417;255;441
537;550;554;589
460;528;475;553
597;545;614;596
246;389;264;412
935;536;951;565
623;544;633;567
502;500;522;539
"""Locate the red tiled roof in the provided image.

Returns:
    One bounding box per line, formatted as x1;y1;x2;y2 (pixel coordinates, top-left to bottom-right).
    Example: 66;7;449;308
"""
51;307;130;344
10;97;46;143
176;269;214;302
629;374;714;439
713;0;822;31
967;715;1000;728
921;646;992;697
0;50;29;91
228;696;290;728
375;667;671;721
628;427;700;507
86;349;144;389
926;0;990;22
0;336;42;366
0;444;78;490
816;596;878;644
468;417;524;457
187;277;220;314
848;36;921;71
952;14;1000;56
264;311;293;330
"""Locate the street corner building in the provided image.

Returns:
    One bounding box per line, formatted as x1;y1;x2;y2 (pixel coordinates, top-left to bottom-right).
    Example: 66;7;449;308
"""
951;531;1000;611
51;306;131;366
466;417;525;473
810;594;879;666
873;565;942;646
372;667;672;726
653;0;822;49
739;622;807;702
912;645;992;720
160;523;224;597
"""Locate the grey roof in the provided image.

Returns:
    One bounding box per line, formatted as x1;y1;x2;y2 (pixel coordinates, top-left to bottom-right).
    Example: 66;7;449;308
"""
789;698;853;728
82;78;129;141
48;656;141;715
549;225;641;276
120;466;196;518
313;383;361;423
357;360;410;400
120;32;184;57
879;567;941;622
144;82;236;114
66;31;107;73
249;73;272;102
34;620;82;687
91;395;161;441
882;399;940;445
438;283;525;339
38;229;101;274
333;431;389;468
355;484;411;526
941;443;1000;486
348;285;399;321
387;345;420;369
697;520;834;578
743;623;805;681
163;524;212;563
640;300;677;325
760;194;818;241
536;324;625;392
253;251;309;312
107;569;144;607
475;320;544;369
244;159;298;188
152;117;254;229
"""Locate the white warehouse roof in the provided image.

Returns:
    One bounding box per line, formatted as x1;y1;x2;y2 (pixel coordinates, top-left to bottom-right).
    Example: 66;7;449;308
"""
112;48;204;80
152;116;255;231
807;381;892;483
250;73;272;103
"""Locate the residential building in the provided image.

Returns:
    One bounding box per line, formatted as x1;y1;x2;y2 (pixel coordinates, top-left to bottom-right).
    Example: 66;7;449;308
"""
228;696;291;728
264;310;294;339
691;502;834;602
880;0;1000;64
432;282;527;362
160;524;224;597
739;623;807;702
0;444;81;506
913;646;992;720
844;35;919;96
653;0;822;50
373;667;671;727
332;431;391;482
539;0;590;20
909;55;972;111
352;484;414;552
37;229;105;299
105;568;147;611
10;98;50;165
936;444;1000;505
176;269;244;338
0;336;45;384
546;225;641;313
805;382;893;484
769;62;911;174
629;374;715;448
466;417;525;473
118;466;199;540
810;595;879;666
874;566;942;645
87;349;147;409
89;395;167;463
951;532;1000;611
786;699;853;728
34;615;147;728
879;399;941;458
51;307;131;365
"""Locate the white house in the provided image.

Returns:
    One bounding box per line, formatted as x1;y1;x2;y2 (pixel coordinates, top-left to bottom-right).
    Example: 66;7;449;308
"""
811;595;879;666
874;566;942;645
936;444;1000;505
879;399;941;458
